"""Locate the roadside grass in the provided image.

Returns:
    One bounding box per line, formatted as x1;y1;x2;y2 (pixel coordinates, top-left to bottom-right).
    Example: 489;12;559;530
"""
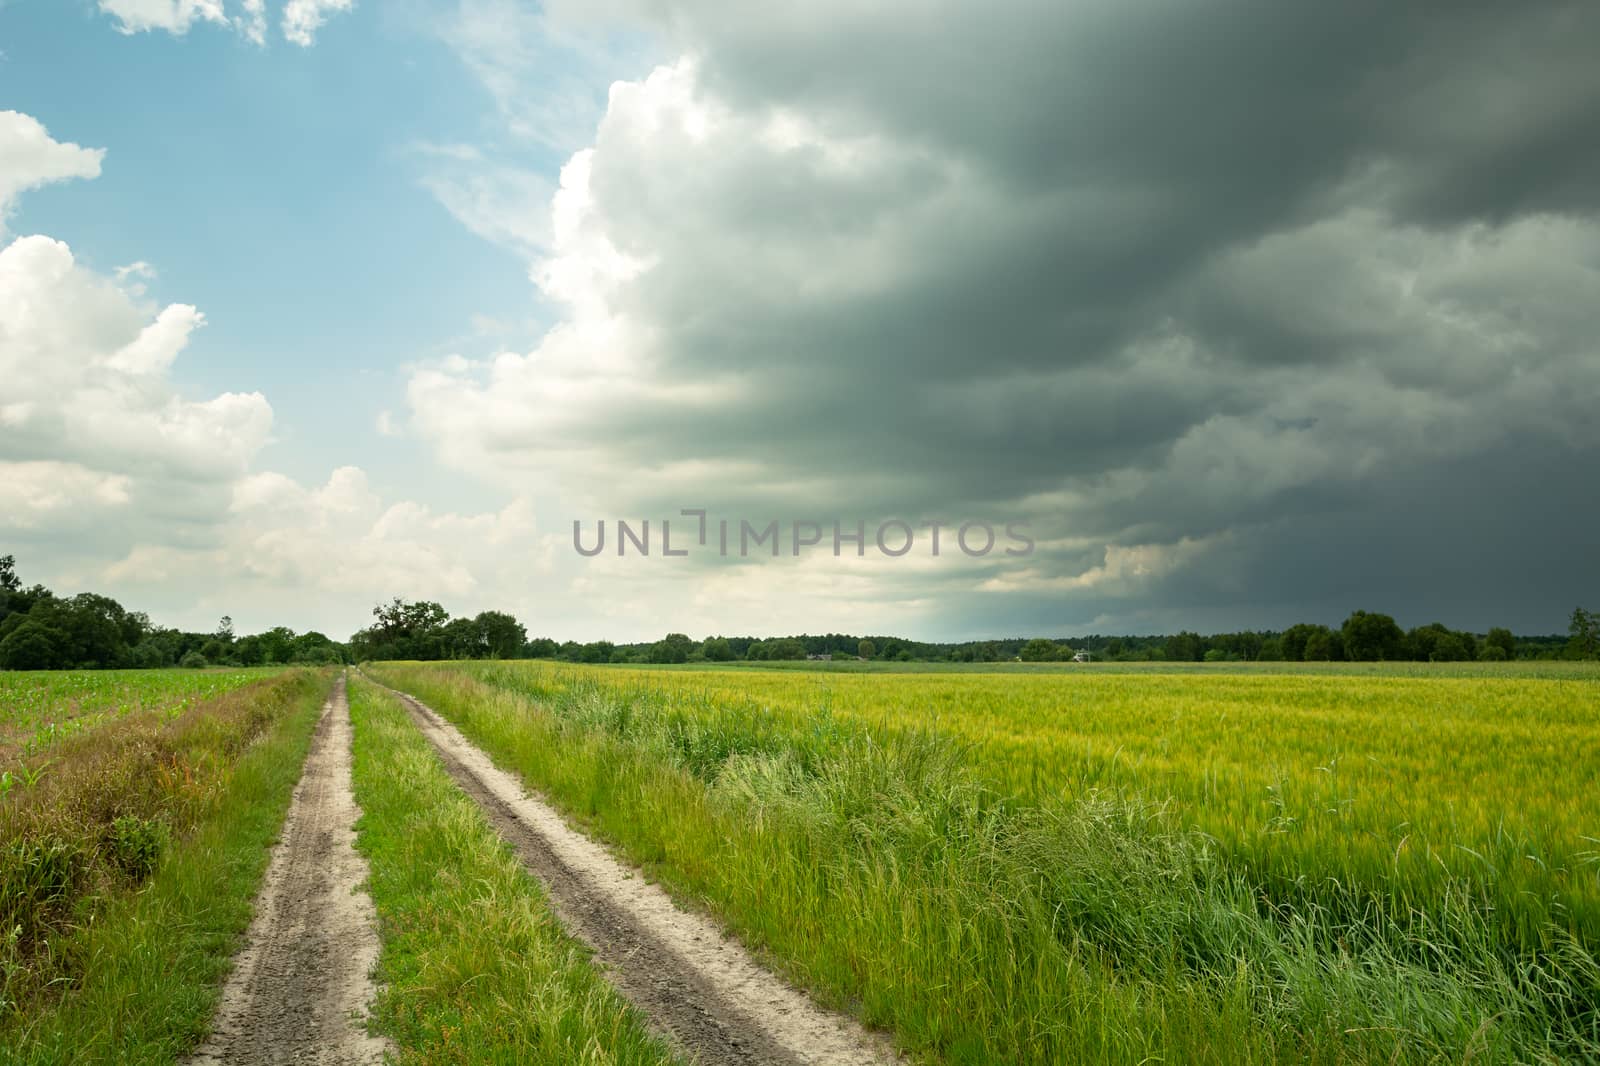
370;662;1600;1065
346;674;683;1066
0;668;330;1064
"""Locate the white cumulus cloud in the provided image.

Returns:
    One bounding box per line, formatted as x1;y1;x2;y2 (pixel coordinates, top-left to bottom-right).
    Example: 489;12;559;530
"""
0;112;105;226
97;0;227;36
282;0;354;46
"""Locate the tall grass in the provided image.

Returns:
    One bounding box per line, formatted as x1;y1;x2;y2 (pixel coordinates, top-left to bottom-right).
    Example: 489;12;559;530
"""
0;668;329;1063
450;662;1600;954
346;676;683;1065
372;661;1600;1064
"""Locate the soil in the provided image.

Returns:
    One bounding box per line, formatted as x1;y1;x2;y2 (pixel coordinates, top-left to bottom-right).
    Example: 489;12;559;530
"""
186;675;388;1066
376;676;903;1066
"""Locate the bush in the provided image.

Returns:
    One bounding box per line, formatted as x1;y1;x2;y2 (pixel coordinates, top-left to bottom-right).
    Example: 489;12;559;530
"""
179;651;208;669
106;816;168;879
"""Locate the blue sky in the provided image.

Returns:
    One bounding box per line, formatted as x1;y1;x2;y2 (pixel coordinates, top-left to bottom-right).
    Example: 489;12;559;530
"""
2;0;587;505
2;1;1596;642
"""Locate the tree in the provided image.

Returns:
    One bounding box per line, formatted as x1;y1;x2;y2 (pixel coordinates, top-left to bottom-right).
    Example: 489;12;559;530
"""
649;633;695;664
579;640;615;664
0;554;20;594
291;631;345;664
858;638;876;660
1280;623;1322;662
261;626;298;664
476;611;527;659
179;650;209;669
356;598;451;660
1019;638;1058;662
702;636;735;661
1432;631;1473;662
771;637;807;660
1164;631;1203;662
1407;623;1475;662
1569;607;1597;659
0;619;69;670
1303;629;1338;661
1341;611;1403;662
1485;627;1516;660
441;616;485;659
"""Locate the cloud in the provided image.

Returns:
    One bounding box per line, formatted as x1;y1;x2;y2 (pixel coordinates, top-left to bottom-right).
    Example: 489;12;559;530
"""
237;0;267;44
97;0;226;35
0;111;105;226
86;466;552;636
0;462;132;530
0;109;621;641
407;1;1600;633
443;0;652;152
415;155;554;259
282;0;354;46
0;235;271;481
93;0;350;45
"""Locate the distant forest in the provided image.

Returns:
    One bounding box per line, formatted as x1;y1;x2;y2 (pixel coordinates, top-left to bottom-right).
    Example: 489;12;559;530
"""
0;555;344;671
1;554;1594;671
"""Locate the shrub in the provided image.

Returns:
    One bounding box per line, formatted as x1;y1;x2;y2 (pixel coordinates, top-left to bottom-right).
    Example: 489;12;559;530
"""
106;815;168;879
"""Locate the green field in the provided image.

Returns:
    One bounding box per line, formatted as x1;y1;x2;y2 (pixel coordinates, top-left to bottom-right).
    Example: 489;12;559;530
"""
0;668;282;760
5;660;1594;1062
370;659;1600;1064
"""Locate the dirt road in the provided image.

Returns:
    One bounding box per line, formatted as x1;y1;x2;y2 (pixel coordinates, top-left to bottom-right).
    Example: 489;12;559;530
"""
188;675;387;1066
373;675;902;1066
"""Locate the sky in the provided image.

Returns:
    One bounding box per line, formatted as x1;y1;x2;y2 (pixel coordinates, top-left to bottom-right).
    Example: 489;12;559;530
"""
1;0;1597;643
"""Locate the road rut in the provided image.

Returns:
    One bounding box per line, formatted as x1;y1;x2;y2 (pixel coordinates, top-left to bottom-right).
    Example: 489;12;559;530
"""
188;674;387;1066
371;674;902;1066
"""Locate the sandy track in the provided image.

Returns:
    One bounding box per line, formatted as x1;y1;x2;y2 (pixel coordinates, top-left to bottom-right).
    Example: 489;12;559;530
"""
372;676;903;1066
188;675;388;1066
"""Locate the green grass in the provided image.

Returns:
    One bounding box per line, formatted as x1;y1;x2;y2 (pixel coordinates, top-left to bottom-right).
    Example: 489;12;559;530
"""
678;658;1600;679
431;661;1600;950
346;674;683;1066
369;660;1600;1065
0;667;284;758
0;669;329;1064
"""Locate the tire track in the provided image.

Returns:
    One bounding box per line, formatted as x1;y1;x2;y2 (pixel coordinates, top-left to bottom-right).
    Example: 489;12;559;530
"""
367;673;903;1066
188;674;388;1066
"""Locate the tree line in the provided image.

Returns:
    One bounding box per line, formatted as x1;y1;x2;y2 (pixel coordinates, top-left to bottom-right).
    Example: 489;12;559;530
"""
354;602;1594;666
0;555;343;670
2;554;1594;671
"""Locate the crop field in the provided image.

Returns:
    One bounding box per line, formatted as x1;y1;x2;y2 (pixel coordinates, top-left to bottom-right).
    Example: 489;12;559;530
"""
369;659;1600;1064
509;661;1600;936
5;660;1595;1063
0;668;281;760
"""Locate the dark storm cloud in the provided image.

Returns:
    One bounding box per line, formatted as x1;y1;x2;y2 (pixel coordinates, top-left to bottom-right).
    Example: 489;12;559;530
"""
425;0;1600;631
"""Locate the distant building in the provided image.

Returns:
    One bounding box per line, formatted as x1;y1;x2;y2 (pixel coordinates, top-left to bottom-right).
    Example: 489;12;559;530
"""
807;652;833;661
1073;649;1092;663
